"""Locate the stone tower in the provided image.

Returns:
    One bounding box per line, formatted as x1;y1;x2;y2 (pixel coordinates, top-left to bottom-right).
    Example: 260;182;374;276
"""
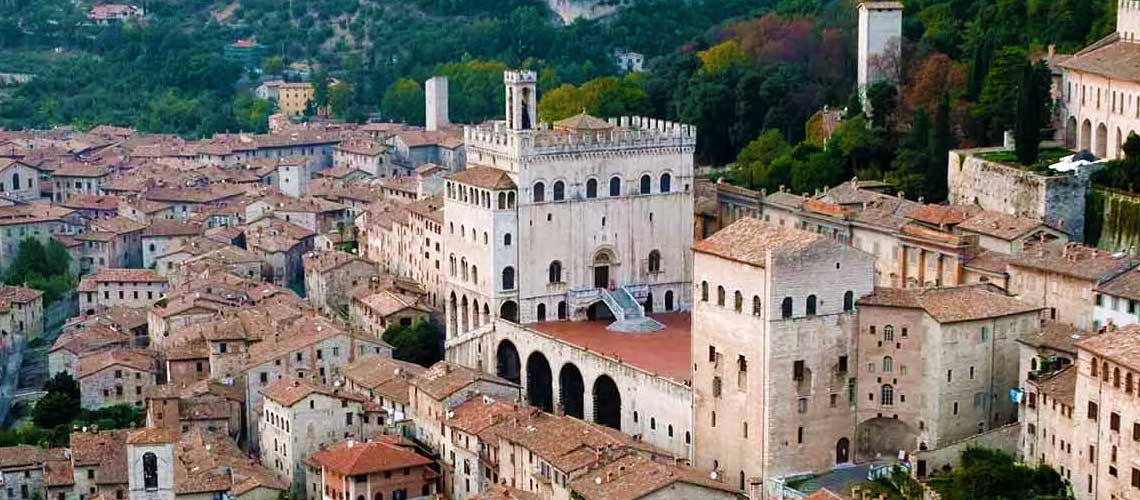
127;429;177;500
504;70;537;131
1119;0;1140;42
856;1;903;90
426;76;449;132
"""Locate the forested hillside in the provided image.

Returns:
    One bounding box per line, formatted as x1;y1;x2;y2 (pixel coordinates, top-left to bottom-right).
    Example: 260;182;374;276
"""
0;0;1119;202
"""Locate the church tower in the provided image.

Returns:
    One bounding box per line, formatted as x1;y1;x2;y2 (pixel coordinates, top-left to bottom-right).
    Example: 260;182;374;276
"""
127;428;177;500
504;70;537;131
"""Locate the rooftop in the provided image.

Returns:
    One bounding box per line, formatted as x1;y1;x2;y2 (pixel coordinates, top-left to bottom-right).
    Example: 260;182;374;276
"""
692;217;837;268
527;313;691;383
857;285;1041;323
309;438;433;476
1077;324;1140;371
1060;34;1140;82
260;377;366;407
413;361;517;401
1010;242;1139;283
568;453;739;500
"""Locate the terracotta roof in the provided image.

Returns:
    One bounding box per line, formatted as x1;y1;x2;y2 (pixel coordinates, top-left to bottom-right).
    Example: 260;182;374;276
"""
957;210;1052;240
90;216;146;235
857;285;1041;323
1017;320;1088;355
447;166;516;190
309;438;432;475
77;348;158;379
42;460;75;487
1010;242;1139;283
1077;324;1140;371
445;397;519;436
0;203;74;226
69;430;129;484
413;361;517;401
472;484;544;500
143;220;202;237
555;112;614;131
484;411;656;473
342;356;425;390
1097;268;1140;301
0;284;42;303
803;489;847;500
354;288;430;317
260;377;366;407
1060;34;1140;82
127;427;179;445
304;249;371;274
0;445;66;470
80;268;166;283
59;195;120;212
1033;366;1077;407
692;217;837;268
907;204;973;227
173;430;287;495
963;250;1013;275
50;325;130;356
568;454;740;500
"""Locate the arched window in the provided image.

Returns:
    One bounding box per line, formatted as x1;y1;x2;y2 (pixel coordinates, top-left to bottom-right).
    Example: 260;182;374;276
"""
471;266;478;285
1128;373;1134;394
461;258;468;281
665;291;674;311
557;301;567;319
647;250;661;273
533;182;545;203
586;179;598;198
752;296;762;316
781;297;793;319
881;385;894;405
884;325;894;342
806;295;817;316
537;304;546;322
660;173;671;193
640;174;651;194
883;356;894;373
716;286;726;306
11;173;19;191
507;192;516;208
143;452;158;489
448;255;456;277
700;281;709;302
609;177;621;196
504;233;512;246
843;291;854;312
497;192;506;209
734;291;743;312
502;267;515;291
1114;367;1121;388
553;181;565;201
1092;358;1099;377
548;261;562;284
1103;361;1110;382
375;494;383;500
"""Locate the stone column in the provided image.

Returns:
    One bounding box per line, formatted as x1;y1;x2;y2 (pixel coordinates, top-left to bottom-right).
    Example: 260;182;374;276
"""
917;249;927;287
898;245;908;288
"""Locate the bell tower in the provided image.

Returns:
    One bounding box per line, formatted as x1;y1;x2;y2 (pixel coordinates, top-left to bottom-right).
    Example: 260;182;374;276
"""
1120;0;1140;42
504;70;537;131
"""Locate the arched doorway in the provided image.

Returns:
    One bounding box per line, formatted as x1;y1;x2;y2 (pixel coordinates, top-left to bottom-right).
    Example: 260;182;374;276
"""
836;437;850;464
1081;119;1092;151
1066;116;1078;148
593;375;621;430
593;251;612;289
586;302;614;321
500;301;518;323
496;340;521;384
1096;122;1108;158
559;363;584;419
526;352;553;412
644;292;653;314
665;290;674;311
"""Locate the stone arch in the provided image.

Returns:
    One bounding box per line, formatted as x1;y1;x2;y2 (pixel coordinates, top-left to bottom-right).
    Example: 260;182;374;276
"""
552;180;565;201
593;374;622;430
559;363;584;419
500;301;518;323
536;303;546;322
1096;122;1108;158
471;299;480;329
557;300;567;320
526;352;554;412
495;340;521;384
836;437;850;464
665;290;674;311
448;292;458;335
586;178;598;198
1081;119;1092;151
856;417;918;462
460;295;470;333
533;181;546;203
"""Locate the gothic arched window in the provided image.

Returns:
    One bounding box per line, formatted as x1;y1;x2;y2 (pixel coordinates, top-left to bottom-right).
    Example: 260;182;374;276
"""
881;385;894;406
548;261;562;284
586;179;598;199
143;452;158;489
660;173;672;193
533;182;545;203
647;250;661;273
553;181;565;201
806;295;818;316
609;177;621;196
640;175;651;194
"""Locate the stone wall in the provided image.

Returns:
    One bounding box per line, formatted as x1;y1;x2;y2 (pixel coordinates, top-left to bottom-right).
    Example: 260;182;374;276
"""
947;148;1095;241
910;422;1019;479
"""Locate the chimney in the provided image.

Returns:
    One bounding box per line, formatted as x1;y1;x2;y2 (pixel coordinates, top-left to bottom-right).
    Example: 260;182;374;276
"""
425;77;449;132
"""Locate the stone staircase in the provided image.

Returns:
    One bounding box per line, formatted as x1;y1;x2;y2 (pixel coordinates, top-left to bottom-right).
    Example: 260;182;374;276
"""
599;287;663;333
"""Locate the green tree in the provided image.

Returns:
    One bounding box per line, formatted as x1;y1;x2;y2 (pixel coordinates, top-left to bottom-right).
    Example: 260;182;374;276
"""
381;78;425;125
32;373;80;429
382;320;442;367
730;129;791;190
925;95;956;202
974;47;1029;144
697;40;748;74
1015;60;1046;165
865;81;897;131
261;56;285;75
929;448;1072;500
5;238;73;303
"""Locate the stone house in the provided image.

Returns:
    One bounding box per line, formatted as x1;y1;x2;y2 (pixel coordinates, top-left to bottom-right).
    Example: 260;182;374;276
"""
0;159;42;201
340;356;425;423
691;217;874;489
144;381;244;439
854;285;1042;463
0;285;43;340
126;427;286;500
77;268;169;315
258;378;385;495
302;250;375;316
52;163;109;203
409;361;520;453
332;138;387;177
1093;267;1140;328
77;216;145;273
69;429;130;500
309;437;438;500
141;221;201;269
245;218;316;290
1008;241;1139;329
0;203;79;271
439;396;519;500
48;325;131;377
348;286;432;338
76;348;159;409
0;446;68;500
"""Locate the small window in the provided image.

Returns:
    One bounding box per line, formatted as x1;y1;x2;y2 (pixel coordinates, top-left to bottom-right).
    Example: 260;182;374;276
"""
781;297;793;319
609;177;621;196
532;182;545;203
881;385;894;405
716;286;726;306
752;296;762;316
502;267;516;291
586;179;598;198
806;295;817;316
733;291;743;312
552;181;565;201
660;173;672;193
700;281;708;302
843;291;854;311
647;250;661;273
640;175;651;194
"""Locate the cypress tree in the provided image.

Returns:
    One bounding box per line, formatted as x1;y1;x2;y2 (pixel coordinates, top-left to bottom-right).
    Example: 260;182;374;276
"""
1015;61;1041;165
927;94;955;202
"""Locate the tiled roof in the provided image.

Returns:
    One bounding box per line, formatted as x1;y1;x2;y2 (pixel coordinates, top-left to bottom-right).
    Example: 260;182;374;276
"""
857;285;1041;323
0;445;66;470
957;210;1052;240
555;113;614;131
304;249;371;274
1076;324;1140;371
81;268;166;283
1060;34;1140;82
1097;268;1140;301
484;411;655;473
0;284;42;303
50;325;130;356
1017;320;1088;355
173;430;287;495
1033;366;1077;407
0;203;74;226
127;427;179;445
90;216;146;235
1010;242;1139;283
692;217;833;268
143;220;202;237
568;453;740;500
354;288;429;317
447;166;516;190
77;348;158;378
260;377;366;407
445;397;519;436
309;438;433;475
907;204;974;227
412;361;517;401
342;356;425;390
42;460;75;487
69;430;129;484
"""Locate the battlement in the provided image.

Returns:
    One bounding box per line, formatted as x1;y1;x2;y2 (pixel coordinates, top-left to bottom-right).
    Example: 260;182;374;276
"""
1121;0;1140;42
463;116;696;158
504;70;537;84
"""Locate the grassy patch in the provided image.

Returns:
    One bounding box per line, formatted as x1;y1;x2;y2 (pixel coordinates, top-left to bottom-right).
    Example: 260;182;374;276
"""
976;148;1073;174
